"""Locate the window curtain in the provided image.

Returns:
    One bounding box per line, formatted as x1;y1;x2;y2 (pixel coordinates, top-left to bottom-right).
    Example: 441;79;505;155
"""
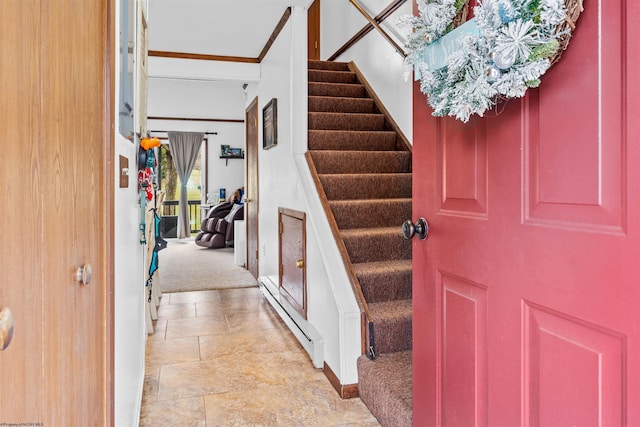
168;131;204;239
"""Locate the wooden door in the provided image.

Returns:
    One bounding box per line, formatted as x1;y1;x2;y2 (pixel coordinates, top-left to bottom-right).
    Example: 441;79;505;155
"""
246;97;260;278
0;0;113;424
412;1;640;426
308;0;320;60
279;208;307;318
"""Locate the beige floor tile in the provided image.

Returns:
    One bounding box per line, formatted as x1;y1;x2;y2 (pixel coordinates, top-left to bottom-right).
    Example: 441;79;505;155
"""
165;315;229;339
170;290;221;304
148;320;167;340
157;351;323;401
204;380;379;427
199;326;302;360
141;283;378;426
218;286;262;302
157;302;197;320
139;396;206;427
142;366;160;404
145;336;200;369
225;306;285;333
195;295;270;316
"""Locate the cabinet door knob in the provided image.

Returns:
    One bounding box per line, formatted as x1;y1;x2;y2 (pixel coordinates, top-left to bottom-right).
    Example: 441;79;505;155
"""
296;259;305;269
76;263;93;285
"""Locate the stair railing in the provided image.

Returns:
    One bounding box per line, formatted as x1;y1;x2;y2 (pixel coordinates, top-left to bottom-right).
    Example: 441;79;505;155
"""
329;0;407;61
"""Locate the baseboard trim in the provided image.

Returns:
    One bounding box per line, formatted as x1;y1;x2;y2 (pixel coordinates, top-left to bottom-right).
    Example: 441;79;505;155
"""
324;362;359;399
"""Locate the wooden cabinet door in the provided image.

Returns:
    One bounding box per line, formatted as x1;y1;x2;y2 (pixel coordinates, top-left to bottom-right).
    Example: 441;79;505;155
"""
412;1;640;425
0;1;113;424
279;208;306;318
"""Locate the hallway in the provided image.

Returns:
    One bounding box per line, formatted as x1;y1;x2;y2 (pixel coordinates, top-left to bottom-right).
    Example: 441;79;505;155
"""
139;286;380;426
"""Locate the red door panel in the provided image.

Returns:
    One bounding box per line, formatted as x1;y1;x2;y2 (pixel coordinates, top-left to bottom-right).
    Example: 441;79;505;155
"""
412;1;640;425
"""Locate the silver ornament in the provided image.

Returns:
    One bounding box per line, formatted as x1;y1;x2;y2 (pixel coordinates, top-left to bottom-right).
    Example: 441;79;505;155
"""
485;66;502;83
492;50;516;70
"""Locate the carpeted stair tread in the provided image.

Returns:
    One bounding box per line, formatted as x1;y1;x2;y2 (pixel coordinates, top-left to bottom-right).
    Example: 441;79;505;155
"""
341;227;411;264
309;69;357;84
353;259;412;303
307;60;413;423
309;112;385;131
309;150;410;174
319;174;411;200
357;351;412;427
329;199;411;229
309;82;366;98
308;60;350;71
308;96;375;113
308;130;397;151
369;299;412;353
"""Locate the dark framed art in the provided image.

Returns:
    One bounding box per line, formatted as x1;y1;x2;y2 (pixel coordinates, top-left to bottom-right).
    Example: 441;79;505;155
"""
263;98;278;150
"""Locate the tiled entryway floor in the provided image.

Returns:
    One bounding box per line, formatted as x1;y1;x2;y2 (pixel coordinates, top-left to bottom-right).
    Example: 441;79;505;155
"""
140;287;380;426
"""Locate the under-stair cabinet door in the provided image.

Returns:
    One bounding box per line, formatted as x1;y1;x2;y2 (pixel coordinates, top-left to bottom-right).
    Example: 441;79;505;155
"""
0;0;113;424
411;1;640;426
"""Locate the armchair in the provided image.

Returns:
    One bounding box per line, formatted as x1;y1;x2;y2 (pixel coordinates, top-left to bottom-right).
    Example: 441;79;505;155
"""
195;202;244;248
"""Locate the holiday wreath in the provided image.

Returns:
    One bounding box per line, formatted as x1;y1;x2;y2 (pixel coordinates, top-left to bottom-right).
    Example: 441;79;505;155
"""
400;0;584;122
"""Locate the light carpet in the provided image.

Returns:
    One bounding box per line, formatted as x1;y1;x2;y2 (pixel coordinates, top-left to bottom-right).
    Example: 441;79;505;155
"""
156;238;257;293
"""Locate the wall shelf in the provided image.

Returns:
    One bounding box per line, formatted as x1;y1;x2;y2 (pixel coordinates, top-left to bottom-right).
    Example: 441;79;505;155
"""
219;155;244;166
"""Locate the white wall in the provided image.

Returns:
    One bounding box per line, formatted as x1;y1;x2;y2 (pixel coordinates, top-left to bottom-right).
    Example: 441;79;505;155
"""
246;7;362;385
114;2;147;426
321;0;413;141
114;136;146;427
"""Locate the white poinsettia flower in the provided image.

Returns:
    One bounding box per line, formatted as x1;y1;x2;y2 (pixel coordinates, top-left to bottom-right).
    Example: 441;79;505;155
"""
540;0;566;26
495;19;540;65
419;2;441;25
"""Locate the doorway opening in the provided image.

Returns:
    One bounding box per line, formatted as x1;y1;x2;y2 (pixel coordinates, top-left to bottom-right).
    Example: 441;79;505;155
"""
157;142;206;237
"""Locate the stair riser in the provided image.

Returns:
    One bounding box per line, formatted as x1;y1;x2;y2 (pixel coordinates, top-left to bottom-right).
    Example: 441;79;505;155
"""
308;130;397;151
320;174;411;200
309;82;366;98
358;269;412;304
310;151;410;174
309;70;357;84
308;96;375;114
309;113;385;131
308;60;350;72
331;201;411;229
342;233;411;264
373;317;412;353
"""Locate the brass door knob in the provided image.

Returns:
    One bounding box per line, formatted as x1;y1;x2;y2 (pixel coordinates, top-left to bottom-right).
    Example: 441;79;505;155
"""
296;259;305;269
0;307;14;351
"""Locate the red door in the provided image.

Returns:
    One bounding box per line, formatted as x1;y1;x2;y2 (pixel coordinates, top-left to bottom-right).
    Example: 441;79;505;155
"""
412;1;640;425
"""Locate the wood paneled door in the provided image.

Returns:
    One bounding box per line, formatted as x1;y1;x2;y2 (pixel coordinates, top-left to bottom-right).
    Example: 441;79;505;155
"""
245;97;260;278
0;0;114;424
411;1;640;425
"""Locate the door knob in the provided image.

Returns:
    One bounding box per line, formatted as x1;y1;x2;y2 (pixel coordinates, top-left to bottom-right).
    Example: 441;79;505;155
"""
402;218;429;240
0;307;14;351
296;259;305;269
76;263;93;285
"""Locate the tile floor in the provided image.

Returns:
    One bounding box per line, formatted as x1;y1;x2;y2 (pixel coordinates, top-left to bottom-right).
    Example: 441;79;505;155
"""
140;286;380;426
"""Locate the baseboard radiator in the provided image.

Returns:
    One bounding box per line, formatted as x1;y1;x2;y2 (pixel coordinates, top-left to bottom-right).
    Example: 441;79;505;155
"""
258;276;324;368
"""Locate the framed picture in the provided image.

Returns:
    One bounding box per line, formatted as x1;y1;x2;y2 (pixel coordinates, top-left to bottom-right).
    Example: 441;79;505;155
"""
263;98;277;150
229;148;243;157
220;144;230;156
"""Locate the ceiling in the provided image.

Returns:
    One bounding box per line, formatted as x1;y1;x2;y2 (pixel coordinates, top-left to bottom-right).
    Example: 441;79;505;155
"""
147;0;301;58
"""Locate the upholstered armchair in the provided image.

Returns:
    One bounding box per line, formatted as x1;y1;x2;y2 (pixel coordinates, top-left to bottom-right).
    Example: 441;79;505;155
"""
195;202;244;248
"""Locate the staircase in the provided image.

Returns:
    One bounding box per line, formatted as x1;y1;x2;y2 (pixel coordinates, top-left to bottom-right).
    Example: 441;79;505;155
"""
306;60;413;426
